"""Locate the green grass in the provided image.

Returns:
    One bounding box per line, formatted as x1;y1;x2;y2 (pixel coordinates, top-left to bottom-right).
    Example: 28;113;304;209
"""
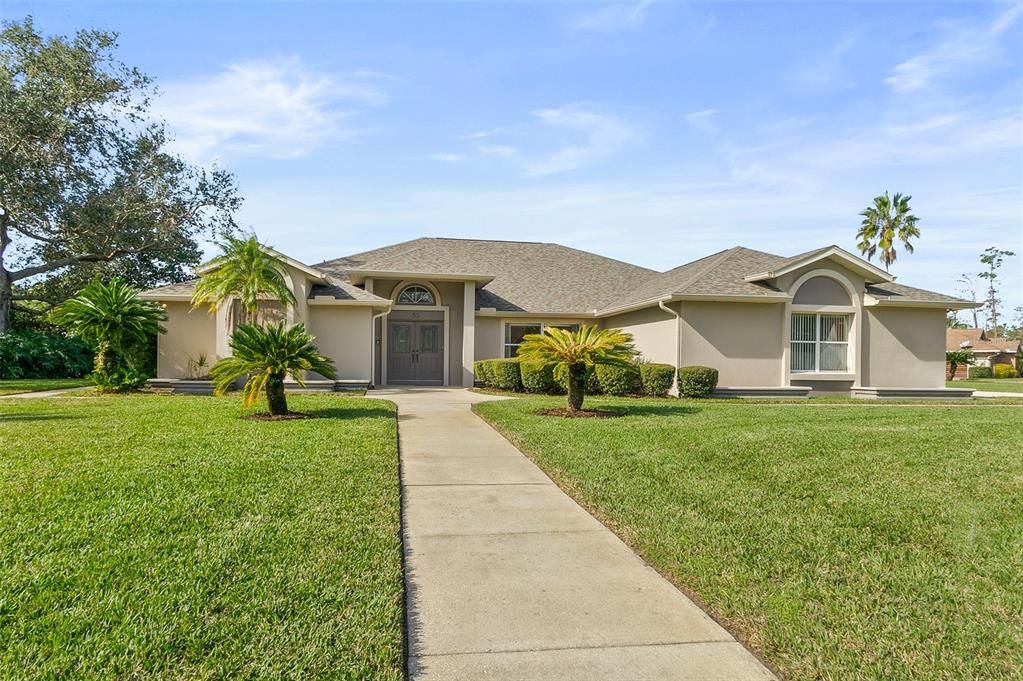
0;378;92;395
474;396;1023;680
948;377;1023;393
0;393;403;680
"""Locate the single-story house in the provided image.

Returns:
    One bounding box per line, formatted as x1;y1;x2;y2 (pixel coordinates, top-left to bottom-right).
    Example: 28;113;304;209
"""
946;328;1021;378
141;237;976;398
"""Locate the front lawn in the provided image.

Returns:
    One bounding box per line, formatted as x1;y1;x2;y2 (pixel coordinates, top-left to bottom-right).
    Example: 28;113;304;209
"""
474;396;1023;680
0;393;403;679
0;378;92;395
948;377;1023;393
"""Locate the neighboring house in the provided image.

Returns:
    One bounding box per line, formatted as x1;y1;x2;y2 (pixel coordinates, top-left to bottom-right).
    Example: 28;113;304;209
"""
141;238;976;397
946;328;1021;378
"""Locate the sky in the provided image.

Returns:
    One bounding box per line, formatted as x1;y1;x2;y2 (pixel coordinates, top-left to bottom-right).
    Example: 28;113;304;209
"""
4;0;1022;320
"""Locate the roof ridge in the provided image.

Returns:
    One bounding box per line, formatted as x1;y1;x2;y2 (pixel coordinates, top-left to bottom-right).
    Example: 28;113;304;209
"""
668;247;743;294
548;242;659;274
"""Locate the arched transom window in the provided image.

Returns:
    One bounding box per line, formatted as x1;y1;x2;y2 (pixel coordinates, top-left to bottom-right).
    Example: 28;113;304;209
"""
396;284;435;305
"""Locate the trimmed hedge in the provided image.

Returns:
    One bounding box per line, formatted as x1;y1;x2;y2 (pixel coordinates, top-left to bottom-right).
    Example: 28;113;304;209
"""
968;366;993;379
596;363;640;396
473;360;491;385
556;365;600;395
0;330;93;379
992;363;1017;379
639;363;675;397
488;358;522;391
520;360;557;393
677;365;719;398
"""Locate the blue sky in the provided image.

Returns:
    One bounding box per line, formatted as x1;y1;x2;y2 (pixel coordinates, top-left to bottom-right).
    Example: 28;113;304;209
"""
5;0;1022;319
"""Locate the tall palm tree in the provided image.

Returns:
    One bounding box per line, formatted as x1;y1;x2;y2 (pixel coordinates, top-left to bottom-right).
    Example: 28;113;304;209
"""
192;235;296;325
210;321;335;416
50;278;166;389
517;325;637;413
856;192;921;271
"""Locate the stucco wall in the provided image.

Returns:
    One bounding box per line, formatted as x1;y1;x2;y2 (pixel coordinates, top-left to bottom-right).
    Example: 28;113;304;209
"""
475;317;503;360
306;306;373;381
862;307;946;388
157;302;217;379
603;306;678;366
679;301;785;386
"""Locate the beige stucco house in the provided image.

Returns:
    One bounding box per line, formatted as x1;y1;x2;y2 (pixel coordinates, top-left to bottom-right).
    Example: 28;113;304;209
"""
141;237;975;397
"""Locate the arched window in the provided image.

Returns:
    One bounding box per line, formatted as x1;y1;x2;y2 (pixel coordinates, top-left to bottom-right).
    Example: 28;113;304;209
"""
396;284;435;305
793;276;851;306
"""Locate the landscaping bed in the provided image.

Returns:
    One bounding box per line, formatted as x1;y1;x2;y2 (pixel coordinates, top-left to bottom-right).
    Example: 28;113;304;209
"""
0;393;403;679
473;395;1023;680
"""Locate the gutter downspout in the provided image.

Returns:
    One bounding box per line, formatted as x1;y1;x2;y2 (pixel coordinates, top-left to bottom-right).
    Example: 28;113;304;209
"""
658;299;681;394
370;307;391;389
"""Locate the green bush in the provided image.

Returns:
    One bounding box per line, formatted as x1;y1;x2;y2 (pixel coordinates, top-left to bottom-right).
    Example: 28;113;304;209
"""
473;360;491;385
639;363;675;397
968;366;993;379
0;330;93;379
677;365;719;398
487;358;522;391
595;362;640;396
520;360;557;393
992;363;1017;379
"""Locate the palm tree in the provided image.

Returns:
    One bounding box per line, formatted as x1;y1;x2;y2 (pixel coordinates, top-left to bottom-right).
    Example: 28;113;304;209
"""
50;278;166;390
856;192;921;271
517;325;637;413
210;321;335;416
192;235;296;325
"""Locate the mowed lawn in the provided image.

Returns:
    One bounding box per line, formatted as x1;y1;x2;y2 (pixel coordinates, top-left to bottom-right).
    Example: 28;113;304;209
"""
0;378;92;395
948;378;1023;393
474;397;1023;680
0;393;403;680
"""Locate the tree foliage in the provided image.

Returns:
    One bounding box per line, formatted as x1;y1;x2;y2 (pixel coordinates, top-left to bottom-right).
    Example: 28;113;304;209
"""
210;322;336;416
50;277;165;390
191;236;296;325
945;349;974;381
0;18;240;331
856;192;920;271
978;247;1015;335
516;325;636;413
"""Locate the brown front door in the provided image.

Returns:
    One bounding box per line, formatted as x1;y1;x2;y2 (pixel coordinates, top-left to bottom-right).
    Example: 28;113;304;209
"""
388;321;444;385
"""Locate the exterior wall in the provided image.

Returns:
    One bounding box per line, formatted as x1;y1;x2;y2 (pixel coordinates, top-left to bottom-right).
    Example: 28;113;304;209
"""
157;302;217;379
862;307;946;388
306;306;373;381
603;306;678;366
679;301;785;386
474;317;503;361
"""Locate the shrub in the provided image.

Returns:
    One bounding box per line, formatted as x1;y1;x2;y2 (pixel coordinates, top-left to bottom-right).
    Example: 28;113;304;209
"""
473;360;491;385
992;363;1016;379
487;358;522;391
677;365;719;398
520;360;557;393
596;362;640;396
0;330;93;379
968;366;993;379
639;363;675;397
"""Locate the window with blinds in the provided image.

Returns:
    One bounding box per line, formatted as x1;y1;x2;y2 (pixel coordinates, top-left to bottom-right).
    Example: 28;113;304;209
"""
790;313;850;372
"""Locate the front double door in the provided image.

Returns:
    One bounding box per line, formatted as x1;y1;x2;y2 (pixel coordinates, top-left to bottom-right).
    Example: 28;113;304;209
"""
388;321;444;385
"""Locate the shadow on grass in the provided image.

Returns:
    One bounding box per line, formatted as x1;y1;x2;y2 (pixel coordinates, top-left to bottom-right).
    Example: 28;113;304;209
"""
543;403;701;418
0;413;82;421
294;406;397;421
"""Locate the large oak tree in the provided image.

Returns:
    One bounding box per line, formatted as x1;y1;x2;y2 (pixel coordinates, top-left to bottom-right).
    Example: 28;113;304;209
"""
0;18;240;331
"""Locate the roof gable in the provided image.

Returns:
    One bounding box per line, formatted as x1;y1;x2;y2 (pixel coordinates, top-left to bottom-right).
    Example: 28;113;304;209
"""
744;245;893;284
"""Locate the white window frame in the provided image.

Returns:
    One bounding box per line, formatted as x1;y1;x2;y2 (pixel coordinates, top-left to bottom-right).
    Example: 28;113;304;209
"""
503;322;580;358
790;312;851;373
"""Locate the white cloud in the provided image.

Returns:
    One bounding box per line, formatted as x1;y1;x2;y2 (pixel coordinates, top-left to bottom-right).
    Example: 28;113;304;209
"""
158;57;388;161
791;28;861;90
430;153;465;162
526;104;639;175
684;108;718;133
885;3;1022;92
570;0;655;33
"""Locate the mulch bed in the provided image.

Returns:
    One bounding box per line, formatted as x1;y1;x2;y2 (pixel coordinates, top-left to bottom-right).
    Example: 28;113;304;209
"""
245;412;315;421
535;408;622;418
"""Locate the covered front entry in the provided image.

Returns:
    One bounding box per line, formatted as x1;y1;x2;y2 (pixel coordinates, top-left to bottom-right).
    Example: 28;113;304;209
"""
388;319;445;385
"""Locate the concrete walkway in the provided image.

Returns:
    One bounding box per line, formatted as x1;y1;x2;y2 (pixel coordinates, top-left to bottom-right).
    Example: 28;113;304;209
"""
376;387;775;681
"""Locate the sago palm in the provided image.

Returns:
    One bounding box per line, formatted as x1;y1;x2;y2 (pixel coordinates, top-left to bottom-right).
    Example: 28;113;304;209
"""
192;235;296;325
856;192;921;271
517;325;637;413
210;321;336;416
50;278;166;389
